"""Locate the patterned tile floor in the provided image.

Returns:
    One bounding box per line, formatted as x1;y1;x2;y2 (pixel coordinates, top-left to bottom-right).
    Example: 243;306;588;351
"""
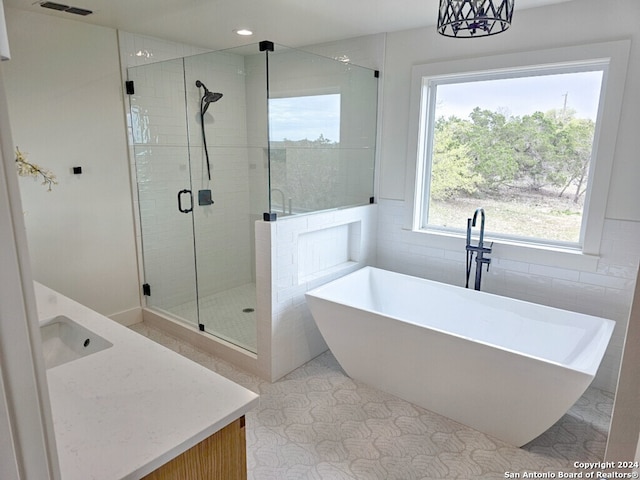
130;323;613;480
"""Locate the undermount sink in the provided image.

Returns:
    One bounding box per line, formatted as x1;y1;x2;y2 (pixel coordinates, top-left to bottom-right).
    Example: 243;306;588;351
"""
40;315;113;369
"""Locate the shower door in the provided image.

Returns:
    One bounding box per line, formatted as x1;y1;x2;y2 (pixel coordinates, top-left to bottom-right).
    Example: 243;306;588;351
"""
127;47;268;353
127;58;201;328
183;48;268;353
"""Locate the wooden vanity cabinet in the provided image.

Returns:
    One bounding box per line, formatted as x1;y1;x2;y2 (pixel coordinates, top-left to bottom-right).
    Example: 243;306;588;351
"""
142;416;247;480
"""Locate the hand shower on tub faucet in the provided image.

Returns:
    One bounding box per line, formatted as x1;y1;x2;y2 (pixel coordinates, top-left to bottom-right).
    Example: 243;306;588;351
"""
465;208;492;291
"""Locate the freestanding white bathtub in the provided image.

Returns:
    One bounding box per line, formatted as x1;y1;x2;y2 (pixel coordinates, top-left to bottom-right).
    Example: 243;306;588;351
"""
305;266;615;446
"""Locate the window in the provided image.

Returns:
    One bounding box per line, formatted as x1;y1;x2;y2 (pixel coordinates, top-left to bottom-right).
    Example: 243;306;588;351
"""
407;41;630;257
421;66;603;246
269;94;341;142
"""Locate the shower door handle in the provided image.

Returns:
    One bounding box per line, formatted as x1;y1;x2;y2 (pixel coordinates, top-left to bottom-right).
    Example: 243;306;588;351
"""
177;189;193;213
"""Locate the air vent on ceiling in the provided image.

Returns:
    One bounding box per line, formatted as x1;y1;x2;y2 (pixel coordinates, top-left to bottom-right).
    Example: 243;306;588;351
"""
40;2;68;11
40;1;93;16
65;7;92;15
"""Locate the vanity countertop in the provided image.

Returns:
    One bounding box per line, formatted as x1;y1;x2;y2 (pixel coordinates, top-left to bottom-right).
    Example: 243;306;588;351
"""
34;283;259;480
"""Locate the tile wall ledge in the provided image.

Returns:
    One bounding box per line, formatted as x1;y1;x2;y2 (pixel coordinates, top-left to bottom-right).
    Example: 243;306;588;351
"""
404;228;600;273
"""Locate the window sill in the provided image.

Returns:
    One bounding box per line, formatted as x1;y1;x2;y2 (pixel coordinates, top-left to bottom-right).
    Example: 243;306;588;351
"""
409;228;600;272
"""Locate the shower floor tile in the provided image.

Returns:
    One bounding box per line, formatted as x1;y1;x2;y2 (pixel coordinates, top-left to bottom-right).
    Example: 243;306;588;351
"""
166;283;256;352
130;323;614;480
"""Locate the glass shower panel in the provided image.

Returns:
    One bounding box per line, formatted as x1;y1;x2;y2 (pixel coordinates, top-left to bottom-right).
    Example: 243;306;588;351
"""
127;58;199;327
126;42;375;354
183;46;268;353
267;47;378;215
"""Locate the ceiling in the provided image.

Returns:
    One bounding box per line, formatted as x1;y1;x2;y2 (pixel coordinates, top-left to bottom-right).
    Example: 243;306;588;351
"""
4;0;573;50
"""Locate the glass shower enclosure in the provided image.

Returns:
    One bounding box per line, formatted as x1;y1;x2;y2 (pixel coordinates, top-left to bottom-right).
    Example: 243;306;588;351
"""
126;42;378;354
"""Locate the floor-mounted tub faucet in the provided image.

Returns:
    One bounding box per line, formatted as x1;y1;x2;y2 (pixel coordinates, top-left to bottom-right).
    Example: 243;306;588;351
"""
465;208;492;291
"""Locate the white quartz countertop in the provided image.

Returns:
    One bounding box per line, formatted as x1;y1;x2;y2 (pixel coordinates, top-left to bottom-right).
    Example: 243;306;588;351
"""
35;283;259;480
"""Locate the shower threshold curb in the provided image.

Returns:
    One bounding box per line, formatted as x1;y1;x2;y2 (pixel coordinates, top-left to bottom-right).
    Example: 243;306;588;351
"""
142;308;261;378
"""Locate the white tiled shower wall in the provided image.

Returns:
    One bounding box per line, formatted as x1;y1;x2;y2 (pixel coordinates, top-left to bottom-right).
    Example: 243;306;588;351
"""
118;31;211;68
377;198;640;393
256;204;377;381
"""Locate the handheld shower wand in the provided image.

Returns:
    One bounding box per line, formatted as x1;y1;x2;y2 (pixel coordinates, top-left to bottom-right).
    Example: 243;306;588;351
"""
195;80;223;181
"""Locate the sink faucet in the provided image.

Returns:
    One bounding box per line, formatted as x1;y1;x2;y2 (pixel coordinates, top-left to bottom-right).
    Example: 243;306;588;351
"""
465;208;492;291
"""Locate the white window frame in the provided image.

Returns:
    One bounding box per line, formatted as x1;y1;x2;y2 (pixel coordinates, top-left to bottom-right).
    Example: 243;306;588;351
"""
404;40;630;268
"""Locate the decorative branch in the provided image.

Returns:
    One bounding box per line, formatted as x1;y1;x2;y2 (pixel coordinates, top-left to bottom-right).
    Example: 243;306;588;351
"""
15;147;57;191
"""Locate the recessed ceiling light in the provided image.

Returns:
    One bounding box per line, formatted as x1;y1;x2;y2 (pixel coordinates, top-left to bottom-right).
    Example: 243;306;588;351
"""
234;29;253;36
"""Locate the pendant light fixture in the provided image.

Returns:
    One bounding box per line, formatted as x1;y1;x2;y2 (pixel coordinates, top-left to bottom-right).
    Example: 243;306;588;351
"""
438;0;514;38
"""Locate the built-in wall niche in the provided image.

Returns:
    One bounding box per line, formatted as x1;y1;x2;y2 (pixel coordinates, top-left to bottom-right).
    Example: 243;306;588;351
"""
297;221;361;283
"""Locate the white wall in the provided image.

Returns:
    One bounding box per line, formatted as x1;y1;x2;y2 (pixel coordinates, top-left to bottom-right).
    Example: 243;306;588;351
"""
607;267;640;461
301;33;386;72
3;9;140;323
375;0;640;393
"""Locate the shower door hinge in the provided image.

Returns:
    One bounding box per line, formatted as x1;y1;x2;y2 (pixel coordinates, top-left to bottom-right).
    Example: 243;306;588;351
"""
125;80;135;95
142;283;151;296
374;70;380;78
199;324;205;332
259;40;274;52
